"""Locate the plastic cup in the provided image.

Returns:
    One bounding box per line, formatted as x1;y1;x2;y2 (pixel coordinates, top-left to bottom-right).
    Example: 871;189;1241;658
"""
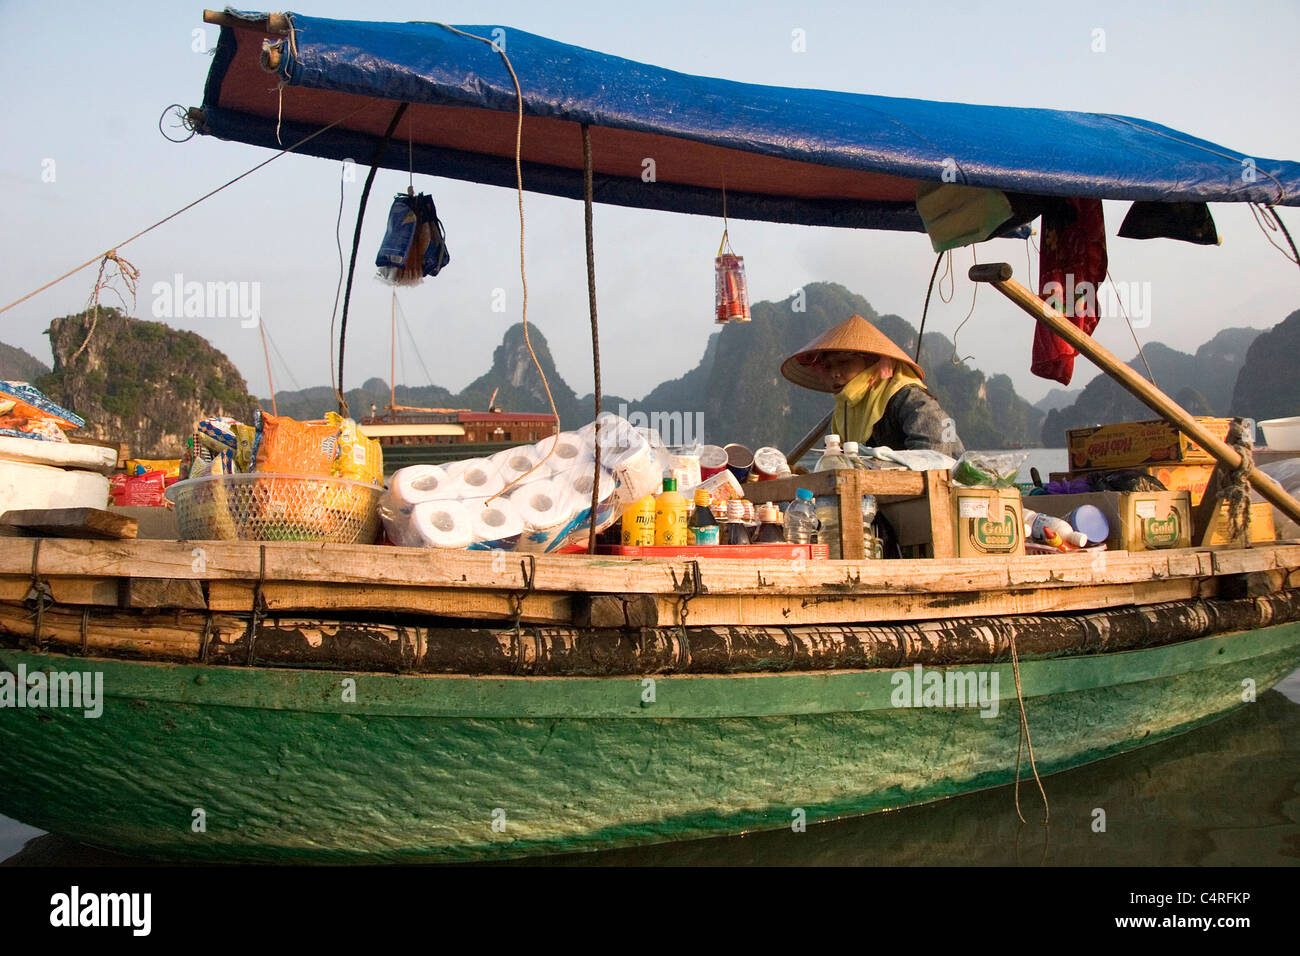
724;443;754;482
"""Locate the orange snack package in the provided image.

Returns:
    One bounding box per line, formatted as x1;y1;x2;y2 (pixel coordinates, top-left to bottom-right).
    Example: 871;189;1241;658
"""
252;412;339;477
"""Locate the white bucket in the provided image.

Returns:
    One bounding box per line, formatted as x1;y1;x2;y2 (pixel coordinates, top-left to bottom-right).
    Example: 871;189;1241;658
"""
1259;416;1300;451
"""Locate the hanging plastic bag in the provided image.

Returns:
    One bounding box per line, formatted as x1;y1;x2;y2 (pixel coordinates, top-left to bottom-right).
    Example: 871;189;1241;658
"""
375;192;451;285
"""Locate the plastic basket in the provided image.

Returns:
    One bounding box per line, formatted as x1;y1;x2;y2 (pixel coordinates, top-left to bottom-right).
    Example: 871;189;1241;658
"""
164;473;383;543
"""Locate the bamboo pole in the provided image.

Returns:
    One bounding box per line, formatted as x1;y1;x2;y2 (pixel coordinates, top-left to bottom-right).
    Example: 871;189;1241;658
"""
786;410;834;467
969;262;1300;526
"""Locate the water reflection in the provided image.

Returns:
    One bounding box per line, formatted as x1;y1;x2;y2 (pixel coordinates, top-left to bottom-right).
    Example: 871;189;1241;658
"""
5;673;1298;867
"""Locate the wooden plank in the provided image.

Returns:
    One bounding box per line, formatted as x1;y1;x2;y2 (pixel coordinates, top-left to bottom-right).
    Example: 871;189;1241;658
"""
0;508;138;540
925;470;956;559
207;580;572;623
647;577;1206;627
118;577;207;610
749;468;927;505
0;576;118;606
1;537;1297;598
835;468;866;561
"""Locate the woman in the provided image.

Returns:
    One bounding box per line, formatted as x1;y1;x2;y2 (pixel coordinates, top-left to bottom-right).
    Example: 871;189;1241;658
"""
780;314;965;458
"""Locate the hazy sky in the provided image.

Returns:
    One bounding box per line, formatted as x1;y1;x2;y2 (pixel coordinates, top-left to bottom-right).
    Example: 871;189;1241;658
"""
2;0;1297;412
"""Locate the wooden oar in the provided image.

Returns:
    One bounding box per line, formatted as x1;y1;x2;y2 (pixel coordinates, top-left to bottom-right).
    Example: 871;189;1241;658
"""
969;262;1300;526
785;410;834;469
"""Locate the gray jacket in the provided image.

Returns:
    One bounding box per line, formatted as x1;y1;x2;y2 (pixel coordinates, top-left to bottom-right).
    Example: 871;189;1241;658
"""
866;384;966;458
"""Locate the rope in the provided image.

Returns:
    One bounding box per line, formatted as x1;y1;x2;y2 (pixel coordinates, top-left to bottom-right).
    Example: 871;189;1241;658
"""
914;251;944;364
582;123;603;554
0;103;368;318
336;101;410;416
1106;269;1158;388
69;251;140;364
1224;440;1255;544
328;161;348;407
1008;631;1049;824
1250;203;1300;270
432;23;562;502
949;247;978;367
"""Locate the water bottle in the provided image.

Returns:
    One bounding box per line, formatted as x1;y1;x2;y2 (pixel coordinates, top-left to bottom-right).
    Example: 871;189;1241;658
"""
842;441;867;470
816;495;841;559
814;434;853;472
783;488;819;544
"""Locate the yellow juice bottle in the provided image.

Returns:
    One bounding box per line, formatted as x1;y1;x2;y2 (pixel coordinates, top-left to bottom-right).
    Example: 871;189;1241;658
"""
621;494;657;546
653;477;689;546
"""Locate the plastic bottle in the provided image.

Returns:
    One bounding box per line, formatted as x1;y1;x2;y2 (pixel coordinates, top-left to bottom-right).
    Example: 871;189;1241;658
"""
783;488;819;544
860;493;881;559
687;489;719;546
755;502;785;543
814;434;853;472
621;494;657;546
816;496;842;559
842;441;867;470
723;499;751;546
653;477;689;546
1023;509;1088;549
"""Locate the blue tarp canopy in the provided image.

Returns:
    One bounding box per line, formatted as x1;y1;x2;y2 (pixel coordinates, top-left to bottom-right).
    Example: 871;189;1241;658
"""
196;9;1300;231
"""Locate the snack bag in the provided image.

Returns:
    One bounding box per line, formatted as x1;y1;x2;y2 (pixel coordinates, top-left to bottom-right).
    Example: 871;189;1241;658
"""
110;470;168;507
325;412;384;485
233;424;256;473
252;411;339;476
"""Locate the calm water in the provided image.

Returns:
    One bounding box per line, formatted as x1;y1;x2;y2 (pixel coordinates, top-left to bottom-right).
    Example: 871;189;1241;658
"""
4;670;1297;866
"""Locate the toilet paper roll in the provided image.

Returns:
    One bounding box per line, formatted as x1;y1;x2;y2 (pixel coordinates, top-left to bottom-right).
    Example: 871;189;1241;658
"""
568;467;616;507
537;432;592;475
510;478;572;529
410;499;474;549
495;445;546;484
464;495;525;547
390;464;451;511
446;458;506;498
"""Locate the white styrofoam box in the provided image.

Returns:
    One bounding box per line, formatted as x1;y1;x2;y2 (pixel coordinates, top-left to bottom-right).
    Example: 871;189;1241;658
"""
0;459;111;514
0;435;117;474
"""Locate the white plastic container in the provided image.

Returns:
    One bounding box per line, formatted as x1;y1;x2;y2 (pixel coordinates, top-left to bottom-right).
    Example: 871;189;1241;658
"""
1259;416;1300;451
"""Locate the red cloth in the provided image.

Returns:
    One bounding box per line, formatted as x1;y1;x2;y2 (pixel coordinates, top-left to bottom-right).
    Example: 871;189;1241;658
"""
1031;198;1108;385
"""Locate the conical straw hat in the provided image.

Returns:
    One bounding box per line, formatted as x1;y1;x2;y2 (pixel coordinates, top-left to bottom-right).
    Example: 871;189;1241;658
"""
780;315;924;393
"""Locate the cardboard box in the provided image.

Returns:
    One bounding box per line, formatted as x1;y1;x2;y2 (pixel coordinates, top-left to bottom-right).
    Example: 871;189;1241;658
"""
1051;463;1217;506
1208;501;1276;546
1066;418;1232;471
1028;490;1191;552
951;487;1024;558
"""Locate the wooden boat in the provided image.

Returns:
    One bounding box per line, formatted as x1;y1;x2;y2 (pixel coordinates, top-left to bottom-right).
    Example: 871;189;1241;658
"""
2;9;1300;863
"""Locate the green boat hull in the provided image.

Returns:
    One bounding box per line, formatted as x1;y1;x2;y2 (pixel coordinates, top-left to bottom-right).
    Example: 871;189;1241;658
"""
1;622;1298;863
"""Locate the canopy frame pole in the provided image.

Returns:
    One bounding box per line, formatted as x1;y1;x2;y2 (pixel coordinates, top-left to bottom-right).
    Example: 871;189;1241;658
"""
336;101;408;414
970;262;1300;527
582;124;603;553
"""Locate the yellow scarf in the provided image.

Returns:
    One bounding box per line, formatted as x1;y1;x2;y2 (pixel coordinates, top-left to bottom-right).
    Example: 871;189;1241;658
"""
831;363;925;446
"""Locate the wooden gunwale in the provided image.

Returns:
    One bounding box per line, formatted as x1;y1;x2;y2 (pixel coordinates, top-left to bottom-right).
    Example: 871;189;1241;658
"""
1;537;1297;597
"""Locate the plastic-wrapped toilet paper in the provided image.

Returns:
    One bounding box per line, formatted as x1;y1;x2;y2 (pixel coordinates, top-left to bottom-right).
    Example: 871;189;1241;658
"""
604;438;663;505
389;464;451;511
410;499;474;549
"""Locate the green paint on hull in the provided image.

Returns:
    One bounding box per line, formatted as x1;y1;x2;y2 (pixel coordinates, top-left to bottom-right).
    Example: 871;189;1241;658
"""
1;623;1298;863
